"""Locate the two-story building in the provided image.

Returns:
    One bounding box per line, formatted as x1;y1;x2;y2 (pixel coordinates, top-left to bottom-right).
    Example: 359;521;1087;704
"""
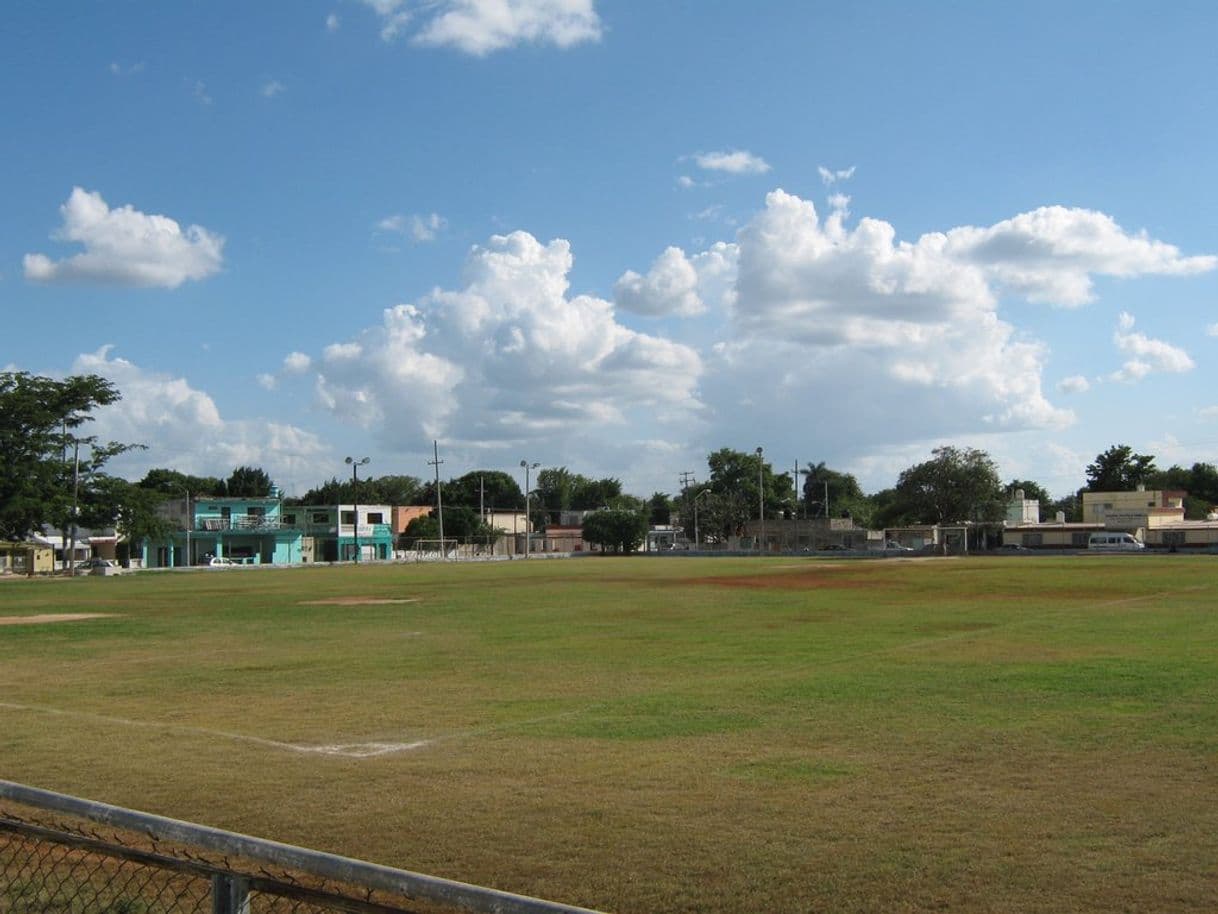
293;503;394;562
148;495;305;568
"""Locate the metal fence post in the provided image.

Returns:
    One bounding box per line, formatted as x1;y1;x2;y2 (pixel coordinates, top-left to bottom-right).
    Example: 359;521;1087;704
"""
213;874;250;914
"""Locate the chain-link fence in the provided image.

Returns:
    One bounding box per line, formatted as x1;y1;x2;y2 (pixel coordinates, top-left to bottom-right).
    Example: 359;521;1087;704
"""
0;781;603;914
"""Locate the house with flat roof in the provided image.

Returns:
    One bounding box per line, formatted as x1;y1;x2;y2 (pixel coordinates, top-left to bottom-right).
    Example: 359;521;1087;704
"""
147;495;305;568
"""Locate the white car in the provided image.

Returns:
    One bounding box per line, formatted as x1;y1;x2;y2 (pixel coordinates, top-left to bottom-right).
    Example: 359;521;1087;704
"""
83;558;123;576
883;540;914;552
207;556;238;568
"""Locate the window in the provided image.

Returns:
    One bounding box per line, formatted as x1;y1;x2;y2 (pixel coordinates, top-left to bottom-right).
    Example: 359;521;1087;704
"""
1071;532;1089;547
311;512;329;524
341;511;356;525
367;512;384;524
1163;531;1185;546
282;513;296;526
1023;533;1043;547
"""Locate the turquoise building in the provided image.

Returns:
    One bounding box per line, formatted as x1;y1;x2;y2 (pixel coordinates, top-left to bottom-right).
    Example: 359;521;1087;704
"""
289;504;395;562
147;495;305;568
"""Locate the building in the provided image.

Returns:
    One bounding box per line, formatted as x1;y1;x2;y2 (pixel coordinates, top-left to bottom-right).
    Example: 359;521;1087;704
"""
295;503;394;562
1081;487;1186;528
1003;485;1218;550
147;495;305;568
0;541;54;575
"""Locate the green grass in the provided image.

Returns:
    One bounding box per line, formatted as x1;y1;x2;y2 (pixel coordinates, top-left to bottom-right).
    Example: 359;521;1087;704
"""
2;555;1217;912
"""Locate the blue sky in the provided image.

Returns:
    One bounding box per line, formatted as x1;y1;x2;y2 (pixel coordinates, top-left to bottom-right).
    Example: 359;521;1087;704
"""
4;1;1217;500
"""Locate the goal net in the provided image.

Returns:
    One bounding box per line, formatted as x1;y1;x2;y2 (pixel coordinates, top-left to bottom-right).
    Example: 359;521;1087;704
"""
412;538;460;562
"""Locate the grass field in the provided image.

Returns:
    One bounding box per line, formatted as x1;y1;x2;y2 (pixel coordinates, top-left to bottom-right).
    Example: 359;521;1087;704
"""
2;555;1217;912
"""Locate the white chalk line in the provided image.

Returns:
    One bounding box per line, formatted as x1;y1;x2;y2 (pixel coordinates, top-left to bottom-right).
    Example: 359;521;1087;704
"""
0;700;432;758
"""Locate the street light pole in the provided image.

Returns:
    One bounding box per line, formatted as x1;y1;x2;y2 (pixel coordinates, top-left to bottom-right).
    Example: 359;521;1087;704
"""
345;456;370;562
520;460;539;558
183;489;191;567
756;446;765;555
694;488;710;549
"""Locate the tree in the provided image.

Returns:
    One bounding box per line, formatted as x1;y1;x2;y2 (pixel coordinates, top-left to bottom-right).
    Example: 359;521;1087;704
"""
92;477;175;557
1148;462;1218;518
440;471;522;510
885;446;1004;525
137;468;224;497
399;506;495;547
801;462;868;522
582;508;647;553
693;448;794;540
0;372;130;541
1085;445;1156;492
647;492;674;526
225;465;274;497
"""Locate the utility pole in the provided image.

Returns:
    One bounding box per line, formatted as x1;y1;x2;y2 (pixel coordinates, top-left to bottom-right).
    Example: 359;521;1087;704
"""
756;446;765;555
429;441;445;558
679;470;695;491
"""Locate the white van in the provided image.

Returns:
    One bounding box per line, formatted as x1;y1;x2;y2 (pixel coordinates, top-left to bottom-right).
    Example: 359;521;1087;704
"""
1087;532;1145;552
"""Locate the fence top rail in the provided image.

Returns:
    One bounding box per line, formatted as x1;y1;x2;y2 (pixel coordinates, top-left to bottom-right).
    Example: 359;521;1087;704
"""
0;780;607;914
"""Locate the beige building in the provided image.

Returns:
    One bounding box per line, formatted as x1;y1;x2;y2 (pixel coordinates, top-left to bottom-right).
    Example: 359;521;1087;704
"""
1005;486;1218;550
1081;487;1185;528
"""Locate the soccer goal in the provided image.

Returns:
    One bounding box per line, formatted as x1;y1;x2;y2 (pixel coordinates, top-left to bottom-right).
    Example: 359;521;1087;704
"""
412;538;460;562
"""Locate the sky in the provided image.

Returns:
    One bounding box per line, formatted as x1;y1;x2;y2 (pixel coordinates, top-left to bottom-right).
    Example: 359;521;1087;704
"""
4;1;1217;501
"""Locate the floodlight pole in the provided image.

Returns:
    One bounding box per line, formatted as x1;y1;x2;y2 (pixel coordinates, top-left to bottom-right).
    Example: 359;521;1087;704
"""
756;447;765;554
345;456;370;562
520;460;539;557
429;441;445;560
694;488;710;549
183;488;191;567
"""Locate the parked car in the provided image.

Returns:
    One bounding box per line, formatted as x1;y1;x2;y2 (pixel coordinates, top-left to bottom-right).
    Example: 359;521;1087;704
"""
883;541;914;552
83;558;122;576
998;543;1029;552
1087;532;1145;552
207;556;237;568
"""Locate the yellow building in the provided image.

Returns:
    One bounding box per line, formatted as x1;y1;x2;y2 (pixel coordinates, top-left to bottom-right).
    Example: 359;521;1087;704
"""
1081;487;1185;528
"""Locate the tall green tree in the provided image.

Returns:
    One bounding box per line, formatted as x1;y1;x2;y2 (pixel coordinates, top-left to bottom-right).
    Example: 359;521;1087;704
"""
441;471;522;510
0;372;131;540
696;448;794;540
137;468;225;497
582;508;647;553
801;461;869;523
882;446;1004;526
225;465;274;497
1005;479;1052;507
647;492;674;525
1085;445;1157;491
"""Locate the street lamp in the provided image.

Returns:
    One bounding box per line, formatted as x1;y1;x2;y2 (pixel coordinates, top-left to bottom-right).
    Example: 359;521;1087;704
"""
182;489;191;567
520;460;539;558
345;456;370;562
694;488;710;549
756;446;765;555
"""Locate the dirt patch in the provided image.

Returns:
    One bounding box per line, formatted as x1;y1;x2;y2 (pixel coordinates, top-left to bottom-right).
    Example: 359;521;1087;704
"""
0;613;117;625
299;597;420;606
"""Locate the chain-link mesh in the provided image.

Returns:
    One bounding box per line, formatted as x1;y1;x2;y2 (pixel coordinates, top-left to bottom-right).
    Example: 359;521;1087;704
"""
0;803;427;914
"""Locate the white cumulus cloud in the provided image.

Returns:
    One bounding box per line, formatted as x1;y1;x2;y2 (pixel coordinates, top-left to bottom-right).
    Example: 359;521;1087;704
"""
614;247;704;317
943;206;1217;307
290;230;703;453
1109;311;1194;382
361;0;602;54
68;347;328;491
694;150;771;175
24;188;224;289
